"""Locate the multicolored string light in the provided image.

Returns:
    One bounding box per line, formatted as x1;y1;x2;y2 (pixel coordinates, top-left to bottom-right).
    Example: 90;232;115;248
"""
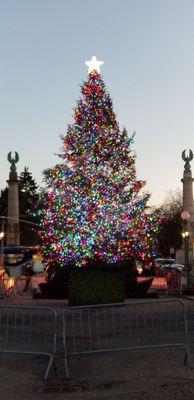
39;70;160;267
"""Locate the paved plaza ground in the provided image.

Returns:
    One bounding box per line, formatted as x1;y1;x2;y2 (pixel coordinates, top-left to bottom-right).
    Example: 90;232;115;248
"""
1;347;194;400
0;295;194;400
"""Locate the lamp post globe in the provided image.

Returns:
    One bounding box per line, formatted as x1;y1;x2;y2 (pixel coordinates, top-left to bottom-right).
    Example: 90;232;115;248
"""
181;211;190;221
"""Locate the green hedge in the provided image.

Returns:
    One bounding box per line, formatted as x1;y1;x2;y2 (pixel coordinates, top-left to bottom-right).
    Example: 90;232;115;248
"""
68;266;125;306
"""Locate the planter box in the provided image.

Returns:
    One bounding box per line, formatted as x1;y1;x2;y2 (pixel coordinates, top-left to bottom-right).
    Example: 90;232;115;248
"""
68;265;125;306
125;276;154;298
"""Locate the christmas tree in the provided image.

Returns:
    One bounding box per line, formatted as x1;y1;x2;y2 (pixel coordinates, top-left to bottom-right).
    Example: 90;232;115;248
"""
39;56;159;268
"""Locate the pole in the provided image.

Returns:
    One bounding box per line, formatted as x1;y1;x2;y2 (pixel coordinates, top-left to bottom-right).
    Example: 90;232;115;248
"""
0;220;5;269
181;211;192;293
185;235;191;291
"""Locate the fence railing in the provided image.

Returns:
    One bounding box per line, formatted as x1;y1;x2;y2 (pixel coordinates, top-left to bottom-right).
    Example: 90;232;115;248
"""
0;275;184;298
63;299;192;378
0;276;46;297
149;275;183;296
149;276;168;293
0;305;57;380
167;272;183;296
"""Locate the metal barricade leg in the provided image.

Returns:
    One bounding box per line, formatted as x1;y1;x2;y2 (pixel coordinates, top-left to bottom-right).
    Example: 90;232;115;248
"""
184;347;192;368
64;357;70;379
44;355;55;381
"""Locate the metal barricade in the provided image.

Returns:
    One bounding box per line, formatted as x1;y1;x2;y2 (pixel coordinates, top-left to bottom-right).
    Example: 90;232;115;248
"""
167;272;183;296
0;276;28;296
150;276;168;294
0;305;57;380
63;299;192;378
150;275;183;296
0;276;46;297
0;277;15;296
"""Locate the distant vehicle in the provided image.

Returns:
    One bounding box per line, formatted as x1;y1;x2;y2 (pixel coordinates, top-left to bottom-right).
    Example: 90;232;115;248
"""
154;258;177;268
160;264;184;274
3;246;45;277
154;258;178;277
3;246;34;277
4;246;33;265
160;264;184;276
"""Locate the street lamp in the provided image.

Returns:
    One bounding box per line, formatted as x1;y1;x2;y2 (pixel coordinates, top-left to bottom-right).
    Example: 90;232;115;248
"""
181;211;192;292
0;223;5;270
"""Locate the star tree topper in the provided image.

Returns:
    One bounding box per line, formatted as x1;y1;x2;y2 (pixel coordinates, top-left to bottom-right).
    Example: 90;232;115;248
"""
85;56;104;73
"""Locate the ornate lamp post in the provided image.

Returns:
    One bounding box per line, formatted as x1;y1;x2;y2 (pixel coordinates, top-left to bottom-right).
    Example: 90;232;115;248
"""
181;211;192;292
7;151;20;246
0;219;5;270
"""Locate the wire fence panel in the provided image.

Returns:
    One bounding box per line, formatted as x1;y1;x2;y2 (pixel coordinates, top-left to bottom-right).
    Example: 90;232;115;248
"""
167;273;183;296
149;275;183;296
0;276;46;297
0;305;57;380
63;299;192;378
150;277;168;294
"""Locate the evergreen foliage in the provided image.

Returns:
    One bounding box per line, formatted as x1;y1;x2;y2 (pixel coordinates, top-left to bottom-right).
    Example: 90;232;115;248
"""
39;70;160;268
19;167;40;245
154;191;182;256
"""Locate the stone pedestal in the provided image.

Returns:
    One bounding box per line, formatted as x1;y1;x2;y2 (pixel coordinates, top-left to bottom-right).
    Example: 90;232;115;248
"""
176;150;194;281
182;168;194;220
6;152;20;247
6;178;20;246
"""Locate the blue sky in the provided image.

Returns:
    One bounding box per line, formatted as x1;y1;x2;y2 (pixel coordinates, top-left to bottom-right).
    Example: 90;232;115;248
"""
1;0;194;205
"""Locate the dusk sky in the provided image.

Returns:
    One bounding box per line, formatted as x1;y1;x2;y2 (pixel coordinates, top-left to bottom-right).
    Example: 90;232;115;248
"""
1;0;194;206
